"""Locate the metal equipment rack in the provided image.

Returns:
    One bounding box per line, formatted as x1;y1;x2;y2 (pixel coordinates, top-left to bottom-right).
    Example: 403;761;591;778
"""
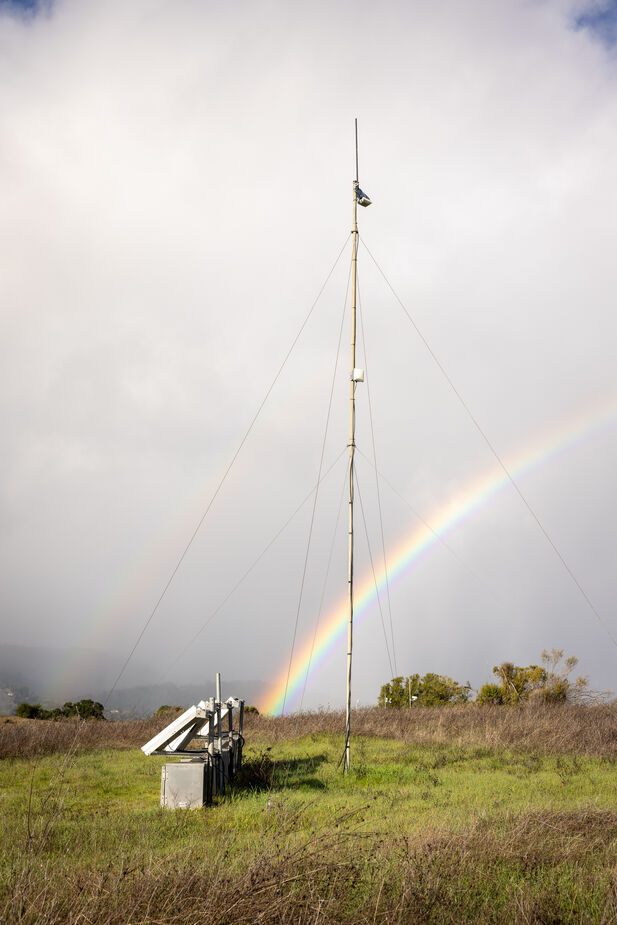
142;674;244;808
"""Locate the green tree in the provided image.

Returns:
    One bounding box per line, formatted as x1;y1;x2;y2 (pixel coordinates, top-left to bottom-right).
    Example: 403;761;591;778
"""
417;673;470;706
66;699;105;720
378;675;420;708
537;649;588;704
378;673;469;707
478;651;589;706
15;699;106;720
490;662;546;704
15;702;44;719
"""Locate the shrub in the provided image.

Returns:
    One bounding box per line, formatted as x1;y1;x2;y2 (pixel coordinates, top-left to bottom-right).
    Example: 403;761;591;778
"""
491;662;546;704
15;702;44;719
484;652;591;706
477;683;504;705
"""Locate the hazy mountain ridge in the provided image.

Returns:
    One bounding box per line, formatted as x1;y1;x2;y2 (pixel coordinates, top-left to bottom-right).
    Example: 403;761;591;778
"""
0;645;264;717
104;681;265;718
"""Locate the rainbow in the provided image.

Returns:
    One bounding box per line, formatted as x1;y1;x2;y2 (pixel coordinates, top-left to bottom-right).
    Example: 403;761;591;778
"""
258;394;617;715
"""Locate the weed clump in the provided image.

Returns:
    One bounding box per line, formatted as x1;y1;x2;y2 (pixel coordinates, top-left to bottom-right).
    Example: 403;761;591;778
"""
232;748;275;790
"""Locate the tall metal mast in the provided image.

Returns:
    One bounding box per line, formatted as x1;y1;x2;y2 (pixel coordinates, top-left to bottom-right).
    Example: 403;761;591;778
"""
344;118;362;772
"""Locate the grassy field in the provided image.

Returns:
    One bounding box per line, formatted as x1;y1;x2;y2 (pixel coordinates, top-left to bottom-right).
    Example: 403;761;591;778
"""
2;705;617;923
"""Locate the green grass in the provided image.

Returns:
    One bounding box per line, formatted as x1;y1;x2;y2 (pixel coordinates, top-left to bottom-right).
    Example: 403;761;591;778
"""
2;728;617;923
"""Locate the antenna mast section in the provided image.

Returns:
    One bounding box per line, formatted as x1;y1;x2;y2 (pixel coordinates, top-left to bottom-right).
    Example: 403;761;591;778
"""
345;118;369;772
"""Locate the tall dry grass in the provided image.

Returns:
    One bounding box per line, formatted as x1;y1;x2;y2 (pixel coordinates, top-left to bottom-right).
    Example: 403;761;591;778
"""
2;702;617;760
4;806;617;924
0;716;163;760
246;702;617;756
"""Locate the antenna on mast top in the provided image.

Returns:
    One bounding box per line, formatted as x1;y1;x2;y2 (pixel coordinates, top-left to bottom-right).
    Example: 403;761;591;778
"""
354;119;372;207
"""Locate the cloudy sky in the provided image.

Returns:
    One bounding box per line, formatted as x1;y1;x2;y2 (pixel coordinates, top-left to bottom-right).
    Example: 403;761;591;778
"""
2;0;617;710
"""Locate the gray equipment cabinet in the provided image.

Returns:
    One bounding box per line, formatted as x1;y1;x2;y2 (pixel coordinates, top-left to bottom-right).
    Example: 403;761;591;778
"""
161;759;212;810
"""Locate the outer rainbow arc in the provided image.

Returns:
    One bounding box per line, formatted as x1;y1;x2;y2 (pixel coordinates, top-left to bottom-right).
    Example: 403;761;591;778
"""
258;395;617;715
47;394;617;706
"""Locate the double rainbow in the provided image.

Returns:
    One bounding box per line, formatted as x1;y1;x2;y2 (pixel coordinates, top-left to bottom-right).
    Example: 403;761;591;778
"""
258;395;617;715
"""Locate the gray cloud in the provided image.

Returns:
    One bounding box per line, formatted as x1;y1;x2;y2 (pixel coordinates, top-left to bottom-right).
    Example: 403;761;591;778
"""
1;0;617;708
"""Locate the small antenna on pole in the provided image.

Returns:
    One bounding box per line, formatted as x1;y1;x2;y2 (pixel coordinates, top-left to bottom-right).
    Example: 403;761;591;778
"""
354;120;371;208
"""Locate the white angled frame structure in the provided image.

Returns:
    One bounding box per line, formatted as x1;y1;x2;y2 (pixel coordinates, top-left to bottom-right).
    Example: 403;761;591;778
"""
142;688;245;806
142;697;244;756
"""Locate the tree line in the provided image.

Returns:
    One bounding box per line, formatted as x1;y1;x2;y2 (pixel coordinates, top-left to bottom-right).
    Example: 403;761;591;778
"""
15;698;106;720
378;650;592;708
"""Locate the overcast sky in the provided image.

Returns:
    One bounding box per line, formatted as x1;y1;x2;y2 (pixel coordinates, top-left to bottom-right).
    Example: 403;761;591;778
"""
2;0;617;710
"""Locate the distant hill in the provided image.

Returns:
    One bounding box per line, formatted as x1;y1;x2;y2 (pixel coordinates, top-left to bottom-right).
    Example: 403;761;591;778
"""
0;644;264;717
104;680;265;718
0;644;148;702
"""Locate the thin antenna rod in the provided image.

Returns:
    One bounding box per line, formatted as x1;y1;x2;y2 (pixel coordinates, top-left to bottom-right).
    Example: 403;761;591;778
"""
345;120;359;773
